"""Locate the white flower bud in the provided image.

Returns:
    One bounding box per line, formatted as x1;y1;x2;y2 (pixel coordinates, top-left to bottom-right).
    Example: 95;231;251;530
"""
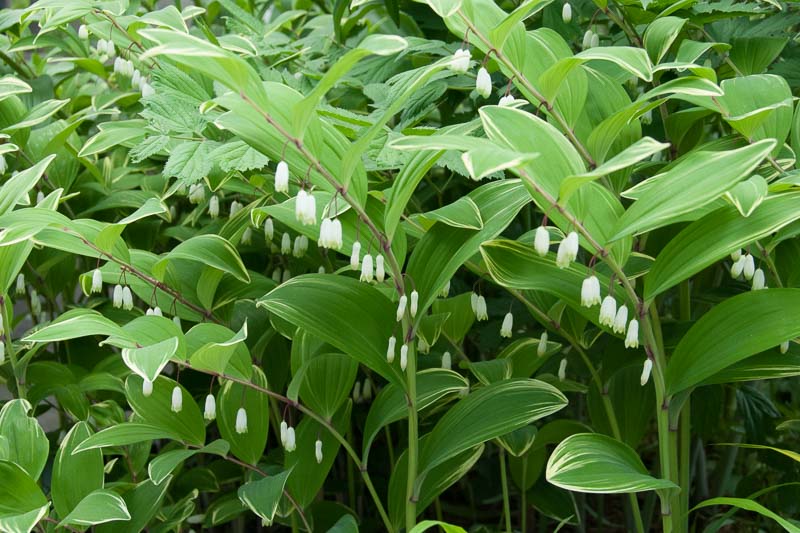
264;218;274;241
113;56;123;74
171;386;183;413
500;312;513;338
442;351;452;370
242;227;253;245
538;332;548;356
350;241;361;270
599;296;617;327
375;254;385;282
470;292;479;313
730;255;746;278
410;290;419;317
235;407;248;433
640;358;653;386
281;232;291;254
352;381;362;403
15;274;25;295
131;69;141;87
106;41;115;58
294;190;316;226
612;305;628;334
30;289;41;316
751;268;766;290
362;378;372;400
78;24;89;40
475;67;492;98
556;231;579;268
562;2;572;23
208;195;219;218
272;268;282;282
315;438;323;464
141;82;155;98
780;341;790;354
112;284;123;308
275;161;289;193
396;296;407;321
590;32;600;48
204;394;216;420
173;316;182;329
387;336;396;363
286;426;296;451
142;378;153;397
580;275;601;307
90;268;103;294
122;286;134;310
625;319;640;349
450;48;471;73
441;280;450;298
730;249;742;261
293;235;306;257
558;358;567;381
743;254;755;280
360;254;374;282
534;226;551;257
417;337;430;354
282;269;291;283
582;30;594;50
188;183;205;204
400;344;408;371
318;266;326;274
498;94;515;106
229;201;243;217
280;420;288;446
476;295;488;321
152;306;162;317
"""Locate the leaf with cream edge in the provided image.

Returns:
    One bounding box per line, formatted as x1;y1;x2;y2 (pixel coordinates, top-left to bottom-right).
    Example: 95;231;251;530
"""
125;375;206;447
691;497;800;533
546;433;677;493
59;490;130;527
0;400;49;481
151;234;249;283
121;337;179;383
51;422;104;519
237;469;292;525
72;423;181;453
666;289;800;395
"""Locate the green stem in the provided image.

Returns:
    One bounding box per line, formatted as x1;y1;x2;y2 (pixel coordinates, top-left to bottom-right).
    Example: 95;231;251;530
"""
521;456;527;533
1;295;24;399
405;342;419;530
499;447;512;533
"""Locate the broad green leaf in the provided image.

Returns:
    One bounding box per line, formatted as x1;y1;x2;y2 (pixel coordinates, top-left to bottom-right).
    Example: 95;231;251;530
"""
218;366;269;465
546;433;677;493
52;422;104;519
724;175;768;217
417;379;567;479
94;478;172;533
717;75;793;146
691;497;800;533
152;234;249;283
0;76;31;101
59;490;130;527
24;308;126;343
643;17;687;63
298;353;358;419
0;400;48;481
258;274;403;387
148;440;229;484
409;520;467;533
78;120;148;157
121;337;179;383
237;469;292;525
6;99;68;131
702;353;800;384
188;322;249;379
0;461;48;519
0;155;55;216
612;140;775;240
489;0;552;50
126;375;206;447
666;289;800;395
73;423;182;453
645;193;800;299
95;198;170;253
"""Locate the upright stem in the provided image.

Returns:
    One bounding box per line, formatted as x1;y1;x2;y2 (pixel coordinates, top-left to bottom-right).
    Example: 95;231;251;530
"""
499;447;512;533
405;341;419;529
0;295;24;399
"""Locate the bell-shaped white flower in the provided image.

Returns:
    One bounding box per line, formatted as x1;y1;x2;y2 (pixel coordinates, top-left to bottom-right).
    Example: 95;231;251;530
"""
475;67;492;98
293;235;307;257
264;218;274;241
30;289;41;316
153;307;163;317
173;316;182;329
113;56;124;75
282;269;291;283
142;378;154;397
558;358;567;381
441;280;450;298
386;336;396;363
208;195;220;218
730;249;742;261
580;275;601;307
442;351;452;370
475;295;488;321
78;24;89;40
131;69;141;87
350;241;361;270
318;218;337;249
780;341;790;354
590;32;600;48
362;378;373;400
122;286;134;310
499;94;515;106
235;407;248;434
450;48;471;73
640;358;653;386
360;254;374;282
562;2;572;22
582;30;594;50
743;254;755;280
188;183;204;204
730;255;746;278
141;82;155;98
15;274;25;295
417;337;430;354
112;284;123;308
315;438;323;464
599;296;617;327
318;266;326;274
242;227;253;245
556;231;579;268
375;254;385;282
272;267;282;282
286;426;296;452
280;420;288;446
612;305;628;334
229;201;243;218
106;41;116;58
400;343;408;371
281;232;291;254
294;190;316;225
90;268;103;294
500;312;513;338
537;332;548;356
751;268;766;290
171;386;183;413
275;161;290;193
204;394;216;420
410;290;419;317
396;296;407;321
470;292;479;313
352;381;362;403
625;318;639;349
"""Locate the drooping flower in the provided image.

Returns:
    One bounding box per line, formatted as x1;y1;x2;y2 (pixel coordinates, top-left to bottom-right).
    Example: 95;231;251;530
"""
562;2;572;23
171;386;183;413
241;227;253;245
280;420;289;446
173;316;182;329
582;30;594;50
625;319;640;349
780;341;790;354
140;82;155;98
475;295;488;321
375;254;385;282
534;227;551;257
286;426;296;451
350;241;361;270
556;231;579;268
188;183;204;204
208;195;220;218
743;254;755;280
499;94;515;106
730;249;742;261
281;232;291;254
319;218;343;249
751;268;766;290
580;275;601;307
282;269;291;283
315;439;323;464
410;290;419;317
272;268;282;282
450;48;471;73
400;343;408;371
640;358;653;386
204;394;216;420
293;235;307;257
229;200;243;218
470;292;479;313
362;378;372;400
112;284;123;308
152;307;163;317
590;32;600;48
730;255;746;278
558;358;567;381
235;407;248;434
360;254;374;282
15;274;25;295
294;190;316;226
396;296;407;321
275;161;289;193
537;332;548;356
352;381;362;403
318;266;326;274
441;280;450;297
612;305;628;334
418;337;430;354
131;69;141;87
386;336;397;363
442;351;452;370
500;312;514;338
142;378;153;397
122;286;134;310
264;218;274;241
78;24;89;40
30;289;41;316
91;268;103;294
475;67;492;98
599;296;617;327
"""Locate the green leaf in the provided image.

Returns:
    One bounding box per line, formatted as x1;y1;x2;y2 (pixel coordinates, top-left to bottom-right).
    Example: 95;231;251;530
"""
0;460;48;519
52;422;104;519
612;140;776;240
78;120;148;157
418;379;567;478
210;140;269;173
489;0;552;50
152;234;250;283
23;309;126;344
126;375;206;447
188;322;250;380
94;478;172;533
0;400;49;481
121;337;179;383
73;423;182;453
666;289;800;395
0;76;31;101
0;154;55;216
6;99;68;131
297;353;358;419
691;497;800;533
645;193;800;300
409;520;467;533
237;469;292;525
546;433;677;493
148;440;229;484
59;490;130;527
217;366;269;465
724;175;768;217
643;17;687;63
162;141;214;184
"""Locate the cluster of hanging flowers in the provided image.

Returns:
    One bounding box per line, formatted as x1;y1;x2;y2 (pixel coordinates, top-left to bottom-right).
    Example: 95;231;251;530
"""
318;218;343;249
280;420;296;452
112;284;134;310
556;232;579;268
470;292;488;321
582;280;639;349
